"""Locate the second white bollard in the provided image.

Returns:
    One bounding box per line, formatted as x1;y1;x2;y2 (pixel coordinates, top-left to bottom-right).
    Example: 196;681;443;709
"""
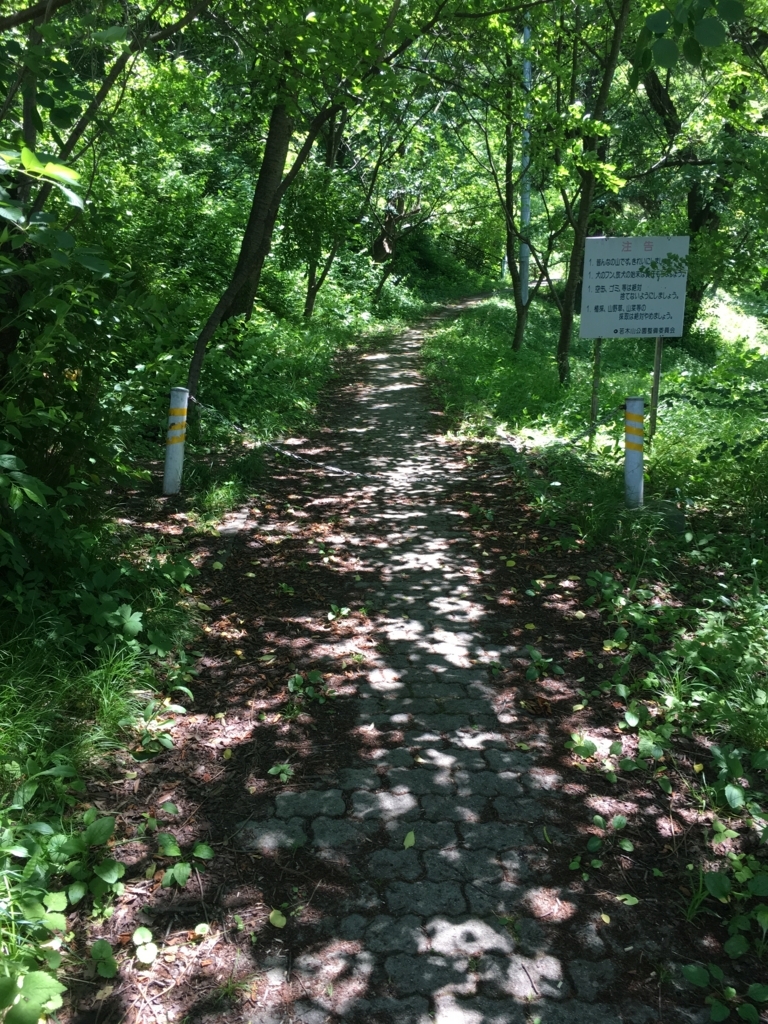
162;387;189;495
624;397;644;508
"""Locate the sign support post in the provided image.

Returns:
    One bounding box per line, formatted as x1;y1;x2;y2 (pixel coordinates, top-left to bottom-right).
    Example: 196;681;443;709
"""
589;337;602;439
649;335;663;440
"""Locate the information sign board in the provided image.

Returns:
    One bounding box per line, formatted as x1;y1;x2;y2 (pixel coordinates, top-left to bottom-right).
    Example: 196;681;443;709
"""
580;235;689;339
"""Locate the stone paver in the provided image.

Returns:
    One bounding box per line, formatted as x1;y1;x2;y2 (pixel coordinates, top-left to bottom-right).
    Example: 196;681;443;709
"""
231;314;632;1023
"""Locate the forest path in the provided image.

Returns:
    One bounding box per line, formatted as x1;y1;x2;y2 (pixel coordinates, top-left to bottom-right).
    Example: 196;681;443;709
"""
120;302;667;1024
210;301;646;1024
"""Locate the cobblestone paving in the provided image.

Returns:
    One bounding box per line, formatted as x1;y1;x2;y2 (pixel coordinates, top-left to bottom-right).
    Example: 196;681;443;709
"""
235;320;648;1024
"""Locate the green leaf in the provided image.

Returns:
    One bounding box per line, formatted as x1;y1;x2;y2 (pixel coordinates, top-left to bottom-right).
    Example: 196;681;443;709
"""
747;984;768;1002
20;147;45;173
0;976;18;1010
97;959;118;978
652;38;679;68
724;783;745;810
157;833;182;857
709;999;730;1022
269;908;287;928
42;161;79;183
72;251;110;274
723;934;749;958
619;838;635;852
171;861;191;887
683;36;703;64
403;830;416;849
682;964;710;988
717;0;744;21
83;816;115;846
611;815;627;830
91;939;113;961
193;842;214;860
132;927;153;945
694;16;727;46
5;972;65;1024
160;801;178;814
747;874;768;897
617;894;639;906
20;900;45;921
135;942;158;964
593;815;607;829
658;777;673;794
93;858;125;884
624;709;640;728
43;891;67;912
704;871;732;900
737;1005;759;1023
609;741;623;755
68;880;87;904
93;26;129;42
646;10;671;32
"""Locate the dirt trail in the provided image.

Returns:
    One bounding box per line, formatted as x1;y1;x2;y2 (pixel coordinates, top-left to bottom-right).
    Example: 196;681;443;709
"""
89;305;698;1024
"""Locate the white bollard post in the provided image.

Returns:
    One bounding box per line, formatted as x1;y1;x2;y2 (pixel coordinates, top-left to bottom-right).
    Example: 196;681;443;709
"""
624;397;644;508
163;387;189;495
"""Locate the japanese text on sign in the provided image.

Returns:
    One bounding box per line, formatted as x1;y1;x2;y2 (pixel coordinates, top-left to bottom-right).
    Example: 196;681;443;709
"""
579;236;689;339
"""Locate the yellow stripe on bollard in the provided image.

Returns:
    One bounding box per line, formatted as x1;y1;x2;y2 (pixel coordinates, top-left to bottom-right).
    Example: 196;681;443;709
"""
625;425;643;437
625;411;643;424
168;407;187;416
166;434;186;445
625;441;643;452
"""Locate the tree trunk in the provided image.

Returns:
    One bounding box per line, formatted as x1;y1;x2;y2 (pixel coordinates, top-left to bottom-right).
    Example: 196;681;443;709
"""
186;104;293;396
504;115;529;352
555;0;632;383
186;102;339;396
304;259;319;318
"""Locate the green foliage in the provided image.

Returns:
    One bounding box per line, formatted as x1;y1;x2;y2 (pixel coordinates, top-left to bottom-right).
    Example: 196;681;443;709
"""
286;670;335;705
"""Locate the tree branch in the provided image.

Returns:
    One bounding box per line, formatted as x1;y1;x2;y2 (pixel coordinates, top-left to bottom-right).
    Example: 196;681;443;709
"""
0;0;72;32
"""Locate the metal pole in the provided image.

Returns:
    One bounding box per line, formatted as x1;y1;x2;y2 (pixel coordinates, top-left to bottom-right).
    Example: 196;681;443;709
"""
649;335;663;440
624;397;644;508
589;337;602;439
163;386;189;495
520;21;531;306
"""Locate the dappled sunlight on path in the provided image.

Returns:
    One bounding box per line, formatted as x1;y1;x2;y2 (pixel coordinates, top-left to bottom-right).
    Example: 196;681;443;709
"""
224;315;646;1024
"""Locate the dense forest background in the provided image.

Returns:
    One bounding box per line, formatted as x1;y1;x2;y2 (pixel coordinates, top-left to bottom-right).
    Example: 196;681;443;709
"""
2;0;768;1018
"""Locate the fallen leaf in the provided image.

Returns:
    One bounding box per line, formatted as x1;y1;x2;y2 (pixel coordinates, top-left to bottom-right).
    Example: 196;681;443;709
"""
212;561;224;570
601;913;610;924
525;623;536;630
223;749;232;760
269;909;287;928
403;830;416;849
693;763;704;773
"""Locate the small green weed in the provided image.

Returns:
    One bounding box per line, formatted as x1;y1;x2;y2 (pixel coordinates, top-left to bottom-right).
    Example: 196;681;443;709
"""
268;764;294;784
